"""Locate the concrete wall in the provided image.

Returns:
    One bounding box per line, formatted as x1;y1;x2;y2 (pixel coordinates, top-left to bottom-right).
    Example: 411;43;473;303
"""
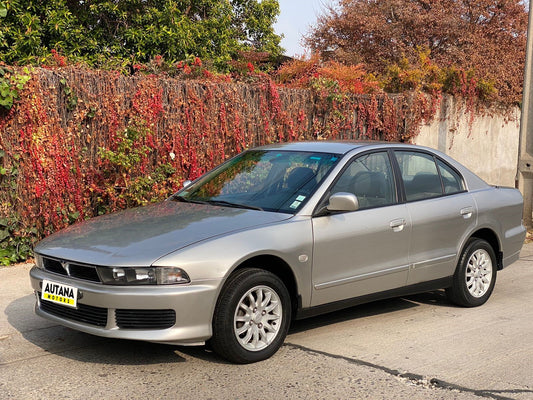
414;95;520;187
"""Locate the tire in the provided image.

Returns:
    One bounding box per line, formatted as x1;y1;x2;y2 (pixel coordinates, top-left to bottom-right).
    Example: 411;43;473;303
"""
446;238;497;307
210;268;291;364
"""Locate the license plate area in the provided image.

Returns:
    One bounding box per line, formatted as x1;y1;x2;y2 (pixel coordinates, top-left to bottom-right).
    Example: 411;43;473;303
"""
41;279;78;308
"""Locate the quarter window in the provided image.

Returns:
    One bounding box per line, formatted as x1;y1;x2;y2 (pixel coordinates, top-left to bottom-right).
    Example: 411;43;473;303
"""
331;152;396;209
437;159;464;194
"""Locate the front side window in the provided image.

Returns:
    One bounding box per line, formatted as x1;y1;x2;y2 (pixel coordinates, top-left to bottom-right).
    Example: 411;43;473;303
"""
330;152;396;209
174;150;341;213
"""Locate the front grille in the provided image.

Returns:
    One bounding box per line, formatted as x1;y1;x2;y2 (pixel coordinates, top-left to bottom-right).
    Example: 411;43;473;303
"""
39;295;108;327
42;257;101;283
115;309;176;329
69;263;100;282
43;258;66;276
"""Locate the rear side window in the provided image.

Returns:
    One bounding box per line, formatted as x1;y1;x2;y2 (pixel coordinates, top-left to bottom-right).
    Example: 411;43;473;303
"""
395;151;463;201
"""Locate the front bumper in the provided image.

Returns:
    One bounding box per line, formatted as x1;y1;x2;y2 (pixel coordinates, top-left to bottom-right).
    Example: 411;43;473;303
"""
29;266;220;345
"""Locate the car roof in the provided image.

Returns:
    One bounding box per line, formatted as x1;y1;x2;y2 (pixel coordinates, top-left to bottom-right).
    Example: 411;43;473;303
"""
254;141;408;155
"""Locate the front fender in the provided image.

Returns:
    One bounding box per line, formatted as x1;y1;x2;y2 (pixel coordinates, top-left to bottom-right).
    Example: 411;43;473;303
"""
153;216;314;312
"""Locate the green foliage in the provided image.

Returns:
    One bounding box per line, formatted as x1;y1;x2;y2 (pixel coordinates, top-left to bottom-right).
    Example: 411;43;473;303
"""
476;79;497;103
0;149;18;188
60;78;78;111
98;125;151;174
309;76;345;103
380;48;497;104
382;49;444;93
0;66;30;109
96;123;180;214
0;150;35;265
0;0;282;70
0;216;35;265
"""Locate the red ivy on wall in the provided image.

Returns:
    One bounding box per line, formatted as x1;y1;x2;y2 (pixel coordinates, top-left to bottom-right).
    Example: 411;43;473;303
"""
0;66;437;248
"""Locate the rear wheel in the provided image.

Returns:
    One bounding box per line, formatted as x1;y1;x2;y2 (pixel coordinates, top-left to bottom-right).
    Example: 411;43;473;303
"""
446;238;497;307
210;268;291;363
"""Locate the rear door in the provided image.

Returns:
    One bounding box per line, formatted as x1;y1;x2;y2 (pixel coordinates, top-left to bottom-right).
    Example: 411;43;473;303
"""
393;151;477;285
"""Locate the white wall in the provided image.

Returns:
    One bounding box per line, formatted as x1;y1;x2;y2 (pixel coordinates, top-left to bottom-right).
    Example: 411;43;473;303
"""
414;95;520;187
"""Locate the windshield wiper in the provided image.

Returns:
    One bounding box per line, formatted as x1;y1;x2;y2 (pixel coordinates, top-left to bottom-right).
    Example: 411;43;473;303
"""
170;196;208;205
205;200;263;211
172;196;263;211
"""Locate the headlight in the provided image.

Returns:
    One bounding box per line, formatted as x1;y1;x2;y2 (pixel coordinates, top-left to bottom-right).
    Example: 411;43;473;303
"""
97;266;190;285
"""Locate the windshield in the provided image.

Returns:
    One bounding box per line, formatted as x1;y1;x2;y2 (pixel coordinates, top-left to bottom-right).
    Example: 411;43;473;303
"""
174;150;341;213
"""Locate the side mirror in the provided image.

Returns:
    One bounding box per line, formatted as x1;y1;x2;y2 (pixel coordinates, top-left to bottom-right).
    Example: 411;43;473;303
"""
327;192;359;212
183;180;192;188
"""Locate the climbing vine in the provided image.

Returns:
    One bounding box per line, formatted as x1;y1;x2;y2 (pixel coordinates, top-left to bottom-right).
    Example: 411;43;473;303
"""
0;58;498;264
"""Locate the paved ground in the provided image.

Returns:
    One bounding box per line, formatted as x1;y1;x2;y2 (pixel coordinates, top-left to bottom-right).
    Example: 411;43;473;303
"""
1;245;532;400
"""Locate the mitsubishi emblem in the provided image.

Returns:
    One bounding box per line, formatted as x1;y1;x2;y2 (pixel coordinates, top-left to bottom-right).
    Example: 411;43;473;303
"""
61;261;70;275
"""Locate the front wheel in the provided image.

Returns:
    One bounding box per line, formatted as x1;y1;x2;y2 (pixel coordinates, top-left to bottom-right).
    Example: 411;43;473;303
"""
446;238;497;307
210;268;291;363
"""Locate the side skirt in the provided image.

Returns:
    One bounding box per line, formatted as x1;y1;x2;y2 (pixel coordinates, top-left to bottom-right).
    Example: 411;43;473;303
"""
295;277;453;320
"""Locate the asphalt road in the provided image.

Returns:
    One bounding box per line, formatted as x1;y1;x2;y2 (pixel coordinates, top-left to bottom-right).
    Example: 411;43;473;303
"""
1;245;532;400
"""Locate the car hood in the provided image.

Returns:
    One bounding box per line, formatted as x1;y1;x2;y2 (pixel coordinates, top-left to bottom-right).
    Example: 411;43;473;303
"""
35;201;292;267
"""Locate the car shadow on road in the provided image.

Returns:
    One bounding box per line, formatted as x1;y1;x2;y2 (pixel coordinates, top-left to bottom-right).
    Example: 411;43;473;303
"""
5;290;452;365
404;289;452;306
4;294;230;365
290;290;452;334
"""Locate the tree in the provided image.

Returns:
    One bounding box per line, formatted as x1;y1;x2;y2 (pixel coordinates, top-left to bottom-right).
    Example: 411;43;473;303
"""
306;0;528;103
0;0;282;68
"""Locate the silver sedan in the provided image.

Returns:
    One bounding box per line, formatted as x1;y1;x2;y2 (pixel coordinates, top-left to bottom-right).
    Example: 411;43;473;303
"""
29;142;526;363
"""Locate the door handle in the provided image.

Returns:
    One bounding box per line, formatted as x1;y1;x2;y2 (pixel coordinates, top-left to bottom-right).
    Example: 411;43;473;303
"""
460;207;473;219
390;218;406;232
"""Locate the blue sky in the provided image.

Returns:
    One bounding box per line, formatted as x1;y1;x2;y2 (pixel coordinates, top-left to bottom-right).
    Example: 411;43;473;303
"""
274;0;334;57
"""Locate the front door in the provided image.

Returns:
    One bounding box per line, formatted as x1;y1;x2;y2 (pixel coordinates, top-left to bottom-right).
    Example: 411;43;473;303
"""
311;151;411;306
